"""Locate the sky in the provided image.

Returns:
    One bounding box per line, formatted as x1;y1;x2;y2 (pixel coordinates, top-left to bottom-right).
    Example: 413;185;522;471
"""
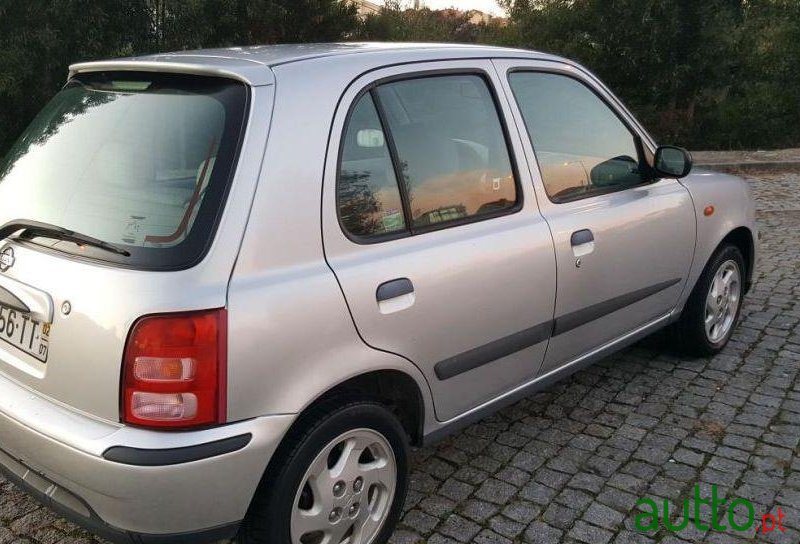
377;0;506;16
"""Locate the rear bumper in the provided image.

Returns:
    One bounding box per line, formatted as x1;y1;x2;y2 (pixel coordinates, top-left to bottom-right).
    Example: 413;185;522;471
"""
0;371;294;543
0;450;240;544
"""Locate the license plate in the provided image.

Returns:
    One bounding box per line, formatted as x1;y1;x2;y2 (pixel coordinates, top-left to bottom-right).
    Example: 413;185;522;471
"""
0;303;50;362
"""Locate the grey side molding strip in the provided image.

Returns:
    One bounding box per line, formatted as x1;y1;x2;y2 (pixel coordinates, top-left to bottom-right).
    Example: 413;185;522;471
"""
553;278;681;336
435;321;551;380
435;278;682;381
424;312;673;445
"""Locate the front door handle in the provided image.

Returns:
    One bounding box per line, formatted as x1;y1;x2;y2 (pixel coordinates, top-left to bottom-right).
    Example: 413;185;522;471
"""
570;229;595;257
570;229;594;246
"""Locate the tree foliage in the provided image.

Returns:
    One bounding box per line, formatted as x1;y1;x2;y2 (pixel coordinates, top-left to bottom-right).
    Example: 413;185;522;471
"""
148;0;358;50
0;0;358;154
358;0;800;149
1;0;798;154
0;0;151;154
358;1;477;42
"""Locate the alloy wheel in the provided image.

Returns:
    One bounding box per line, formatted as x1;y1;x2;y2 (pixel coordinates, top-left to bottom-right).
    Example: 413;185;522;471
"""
704;259;741;344
291;428;397;544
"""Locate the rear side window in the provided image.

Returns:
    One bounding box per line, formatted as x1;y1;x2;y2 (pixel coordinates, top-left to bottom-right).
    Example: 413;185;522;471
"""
0;72;248;270
508;72;645;203
338;74;518;240
338;94;407;237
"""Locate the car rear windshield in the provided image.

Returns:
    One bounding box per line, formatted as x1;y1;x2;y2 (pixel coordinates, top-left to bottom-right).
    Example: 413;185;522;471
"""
0;72;248;270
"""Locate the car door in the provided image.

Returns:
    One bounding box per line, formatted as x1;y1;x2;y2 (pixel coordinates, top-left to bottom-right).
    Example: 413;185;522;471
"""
322;61;556;422
494;61;696;374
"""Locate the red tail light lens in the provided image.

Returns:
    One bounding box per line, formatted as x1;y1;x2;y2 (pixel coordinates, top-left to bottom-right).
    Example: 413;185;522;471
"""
122;309;227;429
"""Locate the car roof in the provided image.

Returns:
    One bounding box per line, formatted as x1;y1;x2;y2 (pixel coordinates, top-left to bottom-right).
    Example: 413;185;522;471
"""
69;42;567;87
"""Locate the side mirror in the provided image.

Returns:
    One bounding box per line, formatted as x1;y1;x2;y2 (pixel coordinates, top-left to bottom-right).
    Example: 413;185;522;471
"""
654;145;693;178
590;155;641;187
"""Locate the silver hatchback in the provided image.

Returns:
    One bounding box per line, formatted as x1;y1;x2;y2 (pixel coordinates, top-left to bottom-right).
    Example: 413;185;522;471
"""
0;43;757;544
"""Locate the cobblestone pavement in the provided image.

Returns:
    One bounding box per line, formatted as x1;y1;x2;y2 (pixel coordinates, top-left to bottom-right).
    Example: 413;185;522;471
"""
2;172;799;544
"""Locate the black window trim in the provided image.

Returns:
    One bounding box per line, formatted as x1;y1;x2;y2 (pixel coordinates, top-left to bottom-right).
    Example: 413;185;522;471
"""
336;68;524;245
506;67;660;205
370;89;415;235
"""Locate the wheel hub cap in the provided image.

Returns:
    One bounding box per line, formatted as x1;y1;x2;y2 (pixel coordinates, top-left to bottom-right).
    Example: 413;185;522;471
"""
291;428;396;544
704;260;741;344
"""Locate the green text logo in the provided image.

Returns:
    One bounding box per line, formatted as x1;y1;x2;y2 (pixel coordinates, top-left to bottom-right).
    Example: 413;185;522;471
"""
635;484;787;534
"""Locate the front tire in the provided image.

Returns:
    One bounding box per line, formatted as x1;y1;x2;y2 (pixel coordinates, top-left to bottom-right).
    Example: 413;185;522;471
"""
240;400;408;544
673;244;745;356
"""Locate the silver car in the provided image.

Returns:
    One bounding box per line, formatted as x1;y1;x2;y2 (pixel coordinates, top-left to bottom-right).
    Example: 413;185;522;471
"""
0;43;757;544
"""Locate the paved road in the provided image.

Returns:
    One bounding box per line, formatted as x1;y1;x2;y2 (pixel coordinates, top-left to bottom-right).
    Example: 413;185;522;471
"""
2;172;799;544
693;148;800;167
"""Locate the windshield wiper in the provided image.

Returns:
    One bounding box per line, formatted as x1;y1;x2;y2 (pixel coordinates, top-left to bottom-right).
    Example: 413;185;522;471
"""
0;219;131;257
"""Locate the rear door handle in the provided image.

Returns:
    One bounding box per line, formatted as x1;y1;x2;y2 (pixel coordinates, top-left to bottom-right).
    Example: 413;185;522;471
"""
376;278;415;315
376;278;414;302
570;229;595;257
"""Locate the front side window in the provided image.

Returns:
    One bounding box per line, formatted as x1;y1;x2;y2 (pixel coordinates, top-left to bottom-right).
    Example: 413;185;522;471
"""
337;73;518;239
509;72;646;203
0;72;248;269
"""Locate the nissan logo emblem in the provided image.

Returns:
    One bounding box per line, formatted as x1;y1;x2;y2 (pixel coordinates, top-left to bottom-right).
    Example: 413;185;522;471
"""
0;246;15;272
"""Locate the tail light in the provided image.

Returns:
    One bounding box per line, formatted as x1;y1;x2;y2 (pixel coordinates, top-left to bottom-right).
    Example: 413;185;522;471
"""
122;309;227;429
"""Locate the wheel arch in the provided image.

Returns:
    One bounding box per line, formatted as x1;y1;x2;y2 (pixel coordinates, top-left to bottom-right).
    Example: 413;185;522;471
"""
257;367;427;481
302;369;426;447
676;222;756;321
241;371;418;542
679;169;757;310
718;226;755;292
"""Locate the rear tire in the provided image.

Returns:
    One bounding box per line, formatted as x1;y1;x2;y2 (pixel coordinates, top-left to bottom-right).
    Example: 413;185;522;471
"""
239;400;408;544
673;244;745;356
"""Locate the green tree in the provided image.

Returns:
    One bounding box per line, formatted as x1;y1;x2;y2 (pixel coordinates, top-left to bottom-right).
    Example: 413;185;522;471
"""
499;0;745;145
358;1;474;42
2;0;799;154
708;0;800;148
0;0;151;154
150;0;359;50
0;0;360;156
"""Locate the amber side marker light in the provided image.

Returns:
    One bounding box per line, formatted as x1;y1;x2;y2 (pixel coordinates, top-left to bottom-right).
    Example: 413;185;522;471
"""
704;205;715;216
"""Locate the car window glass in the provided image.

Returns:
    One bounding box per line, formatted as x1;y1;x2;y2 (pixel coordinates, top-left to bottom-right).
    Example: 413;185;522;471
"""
375;75;517;227
0;73;247;269
509;72;644;202
338;93;406;237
